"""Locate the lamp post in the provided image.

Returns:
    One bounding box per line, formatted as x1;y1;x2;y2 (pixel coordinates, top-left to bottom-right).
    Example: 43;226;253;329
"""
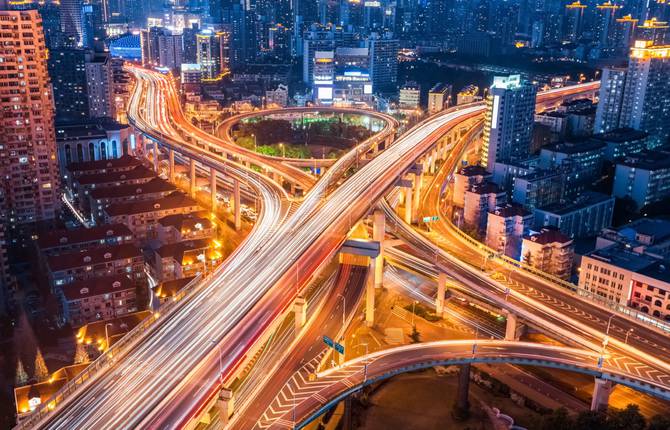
210;340;223;384
279;143;286;158
105;323;113;351
251;133;256;152
625;328;634;344
337;294;346;335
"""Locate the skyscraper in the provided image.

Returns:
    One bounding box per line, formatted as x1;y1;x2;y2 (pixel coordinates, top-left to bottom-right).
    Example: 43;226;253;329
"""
481;75;537;170
366;33;399;93
0;10;61;225
48;48;90;121
619;40;670;148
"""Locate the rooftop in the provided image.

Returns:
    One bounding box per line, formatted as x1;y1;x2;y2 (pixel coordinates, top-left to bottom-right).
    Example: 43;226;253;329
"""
469;181;502;195
89;177;177;200
66;154;140;174
490;204;532;218
56;119;128;141
61;275;135;301
76;310;152;345
152;277;196;298
47;243;142;272
525;227;573;245
591;127;649;143
158;213;213;231
587;245;657;272
638;260;670;284
75;165;155;186
543;139;605;155
37;224;133;250
155;239;211;263
104;192;198;217
537;191;613;215
457;164;490;177
618;149;670;170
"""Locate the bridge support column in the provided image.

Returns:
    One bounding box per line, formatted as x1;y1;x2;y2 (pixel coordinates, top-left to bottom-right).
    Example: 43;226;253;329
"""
372;210;385;288
233;179;241;230
404;184;413;225
189;158;196;198
455;363;471;417
504;311;519;341
436;273;447;315
216;387;234;427
168;149;175;183
210;167;217;211
591;378;613;412
343;396;353;430
293;296;307;335
290;182;296;195
366;264;375;327
412;174;422;219
152;142;159;173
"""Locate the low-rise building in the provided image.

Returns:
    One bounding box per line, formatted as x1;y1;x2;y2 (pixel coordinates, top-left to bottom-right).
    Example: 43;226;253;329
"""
76;310;152;352
512;169;564;210
56;119;133;168
629;261;670;321
456;84;480;105
590;128;648;162
453;164;491;207
65;154;142;190
58;275;138;327
535;111;568;138
538;140;605;183
46;243;144;290
399;82;420;109
88;177;177;223
485;205;534;260
427;82;452;113
152;277;195;304
157;213;216;245
37;224;134;256
521;227;575;279
151;239;222;282
463;182;506;230
613;149;670;210
70;165;156;212
596;218;670;258
103;192;201;244
534;191;614;238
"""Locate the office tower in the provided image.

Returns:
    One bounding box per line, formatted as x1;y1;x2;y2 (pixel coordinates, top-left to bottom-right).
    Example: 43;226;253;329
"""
302;25;337;83
620;40;670;148
312;50;335;104
481;75;537;170
196;29;228;80
85;52;115;118
158;29;184;70
81;3;105;49
565;0;587;42
61;0;84;46
491;0;520;46
140;27;161;67
48;48;90;121
37;2;64;49
366;33;399;93
594;66;628;133
182;24;200;63
0;10;61;225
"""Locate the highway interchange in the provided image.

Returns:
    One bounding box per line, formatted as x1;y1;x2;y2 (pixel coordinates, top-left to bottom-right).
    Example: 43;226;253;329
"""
17;69;670;430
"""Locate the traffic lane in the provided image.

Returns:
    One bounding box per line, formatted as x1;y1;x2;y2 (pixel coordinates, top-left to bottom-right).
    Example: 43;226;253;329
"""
233;265;368;430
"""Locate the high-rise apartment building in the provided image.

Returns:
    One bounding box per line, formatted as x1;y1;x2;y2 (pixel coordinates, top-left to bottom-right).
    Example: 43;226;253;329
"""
481;75;537;170
196;29;228;80
619;40;670;148
594;66;627;133
85;52;114;119
48;48;89;121
366;33;398;93
0;10;61;225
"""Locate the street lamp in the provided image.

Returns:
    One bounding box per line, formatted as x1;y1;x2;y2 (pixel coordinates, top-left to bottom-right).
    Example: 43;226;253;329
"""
337;294;346;335
105;323;113;351
279;143;285;158
251;133;256;152
210;339;223;384
625;328;634;344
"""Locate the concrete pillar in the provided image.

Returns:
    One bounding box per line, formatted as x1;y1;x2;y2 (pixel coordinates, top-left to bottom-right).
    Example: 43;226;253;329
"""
372;210;385;288
337;349;346;366
189;158;196;198
591;378;613;412
290;182;296;195
343;396;353;430
504;311;519;341
456;363;471;413
429;154;436;174
168;149;175;183
152;143;159;172
216;387;234;427
233;179;241;230
366;265;375;327
210;167;217;211
404;185;413;225
412;174;422;218
436;273;447;315
293;296;306;335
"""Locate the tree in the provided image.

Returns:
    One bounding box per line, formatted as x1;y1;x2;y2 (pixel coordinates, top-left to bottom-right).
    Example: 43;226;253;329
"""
537;408;574;430
608;404;646;430
575;410;609;430
34;348;49;382
647;414;670;430
15;359;28;386
74;342;89;364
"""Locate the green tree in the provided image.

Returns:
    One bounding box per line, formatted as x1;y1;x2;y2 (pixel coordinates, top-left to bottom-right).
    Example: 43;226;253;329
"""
575;410;609;430
647;414;670;430
608;404;646;430
538;408;574;430
74;342;89;364
34;348;49;382
15;359;28;386
409;325;421;343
